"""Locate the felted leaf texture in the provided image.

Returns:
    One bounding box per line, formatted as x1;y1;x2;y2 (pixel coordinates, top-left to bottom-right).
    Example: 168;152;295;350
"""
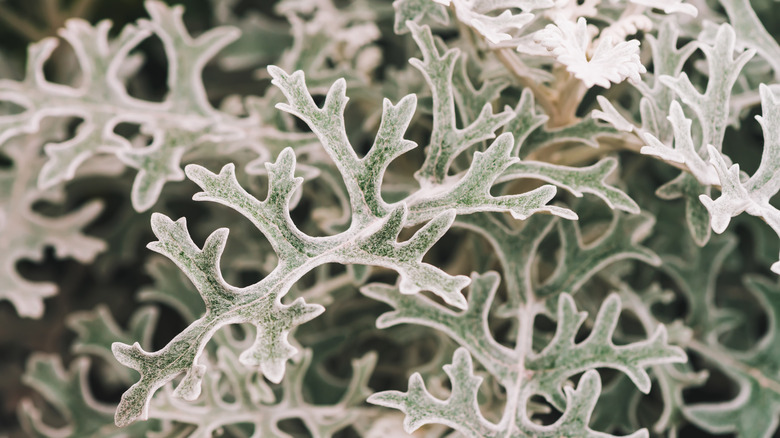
110;50;578;425
454;210;659;315
23;301;376;437
393;0;449;34
6;1;780;436
148;344;378;438
0;0;314;212
0;133;105;318
432;0;541;45
67;305;159;385
596;22;763;250
365;273;684;437
698;85;780;273
19;355;157;438
405;22;516;186
534;17;646;89
684;276;780;437
19;305;161;437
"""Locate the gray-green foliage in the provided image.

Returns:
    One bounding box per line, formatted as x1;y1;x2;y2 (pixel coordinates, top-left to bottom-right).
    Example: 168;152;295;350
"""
3;0;780;437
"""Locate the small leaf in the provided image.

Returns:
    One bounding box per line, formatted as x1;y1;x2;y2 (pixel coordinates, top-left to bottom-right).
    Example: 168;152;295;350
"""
535;17;646;89
393;0;449;34
369;348;498;437
20;355;154;437
500;157;640;214
527;293;686;409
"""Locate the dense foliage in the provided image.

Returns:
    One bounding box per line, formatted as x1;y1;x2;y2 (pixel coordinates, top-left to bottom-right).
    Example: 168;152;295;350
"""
1;0;780;436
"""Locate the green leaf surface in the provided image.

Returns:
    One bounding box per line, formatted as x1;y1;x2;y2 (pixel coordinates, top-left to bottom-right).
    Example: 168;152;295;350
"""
20;355;155;437
685;276;780;437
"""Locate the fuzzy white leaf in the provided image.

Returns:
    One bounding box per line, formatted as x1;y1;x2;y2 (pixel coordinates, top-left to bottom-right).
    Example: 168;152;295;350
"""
535;17;646;88
592;95;636;132
630;0;698;16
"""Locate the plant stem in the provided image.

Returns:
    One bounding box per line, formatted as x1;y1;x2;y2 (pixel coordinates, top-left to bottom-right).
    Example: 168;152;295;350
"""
688;338;780;394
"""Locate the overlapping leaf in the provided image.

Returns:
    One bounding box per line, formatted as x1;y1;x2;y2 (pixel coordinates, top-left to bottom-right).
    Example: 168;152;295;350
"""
365;273;684;437
0;1;315;211
111;51;575;425
0;134;105;318
685;276;780;437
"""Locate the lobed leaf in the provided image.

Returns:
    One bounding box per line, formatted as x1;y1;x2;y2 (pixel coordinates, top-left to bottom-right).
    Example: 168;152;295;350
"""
0;136;106;317
685;276;780;437
526;293;687;409
19;355;155;437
